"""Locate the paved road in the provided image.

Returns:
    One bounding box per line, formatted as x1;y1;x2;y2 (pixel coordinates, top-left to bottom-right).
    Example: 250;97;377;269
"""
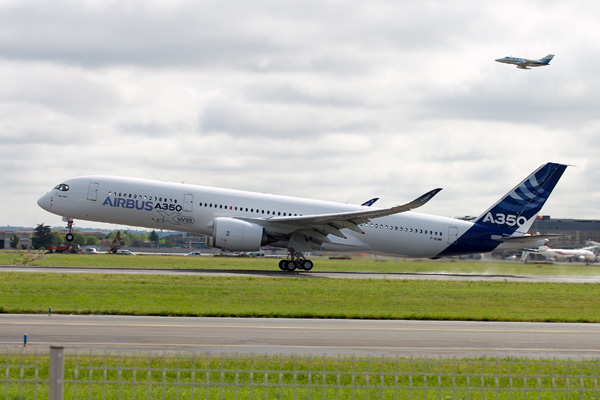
2;265;600;283
2;314;600;359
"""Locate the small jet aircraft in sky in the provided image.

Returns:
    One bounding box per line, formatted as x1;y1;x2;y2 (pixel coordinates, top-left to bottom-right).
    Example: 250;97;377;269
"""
38;162;567;271
495;54;554;69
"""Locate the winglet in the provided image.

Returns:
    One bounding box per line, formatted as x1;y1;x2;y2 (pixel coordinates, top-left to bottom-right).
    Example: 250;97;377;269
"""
361;197;380;207
410;188;442;208
369;188;442;217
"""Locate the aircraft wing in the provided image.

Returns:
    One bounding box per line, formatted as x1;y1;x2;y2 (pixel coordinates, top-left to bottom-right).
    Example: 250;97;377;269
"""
240;188;442;246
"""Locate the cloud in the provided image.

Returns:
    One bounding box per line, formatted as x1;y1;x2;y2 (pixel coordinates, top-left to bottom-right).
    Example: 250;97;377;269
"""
1;0;599;229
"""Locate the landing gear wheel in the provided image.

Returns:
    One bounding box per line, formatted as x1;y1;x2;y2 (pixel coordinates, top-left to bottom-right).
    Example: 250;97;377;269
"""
299;259;314;271
64;218;75;242
284;260;297;272
278;260;287;271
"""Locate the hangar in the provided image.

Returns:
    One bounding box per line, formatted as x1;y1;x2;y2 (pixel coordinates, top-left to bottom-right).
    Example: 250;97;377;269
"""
531;216;600;247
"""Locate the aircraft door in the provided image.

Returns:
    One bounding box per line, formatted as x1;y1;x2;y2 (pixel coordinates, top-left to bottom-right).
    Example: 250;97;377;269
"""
87;183;99;201
183;193;194;212
447;226;458;245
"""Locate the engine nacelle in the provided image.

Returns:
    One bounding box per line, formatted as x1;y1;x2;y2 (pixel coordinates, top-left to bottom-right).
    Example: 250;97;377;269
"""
207;217;265;252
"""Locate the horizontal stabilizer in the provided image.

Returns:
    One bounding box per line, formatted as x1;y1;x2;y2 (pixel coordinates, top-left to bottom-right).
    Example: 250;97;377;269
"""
491;233;567;245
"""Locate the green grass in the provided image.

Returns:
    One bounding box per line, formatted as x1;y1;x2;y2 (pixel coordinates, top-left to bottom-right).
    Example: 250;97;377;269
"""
2;353;598;399
1;251;600;322
3;251;600;276
1;272;599;322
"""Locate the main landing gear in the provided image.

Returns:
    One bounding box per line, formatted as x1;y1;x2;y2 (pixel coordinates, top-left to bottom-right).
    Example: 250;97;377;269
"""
278;251;314;272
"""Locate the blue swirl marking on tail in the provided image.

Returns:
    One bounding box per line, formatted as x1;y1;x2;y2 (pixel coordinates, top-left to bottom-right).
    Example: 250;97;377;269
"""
435;162;567;258
475;162;567;232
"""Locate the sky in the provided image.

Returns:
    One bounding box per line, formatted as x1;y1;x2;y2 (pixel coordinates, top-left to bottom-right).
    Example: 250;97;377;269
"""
2;0;600;230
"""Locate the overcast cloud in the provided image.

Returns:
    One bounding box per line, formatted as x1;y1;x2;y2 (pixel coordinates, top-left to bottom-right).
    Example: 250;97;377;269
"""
2;0;600;229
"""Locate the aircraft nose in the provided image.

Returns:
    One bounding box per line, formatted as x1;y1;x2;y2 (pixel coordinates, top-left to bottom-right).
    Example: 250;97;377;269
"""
37;193;52;211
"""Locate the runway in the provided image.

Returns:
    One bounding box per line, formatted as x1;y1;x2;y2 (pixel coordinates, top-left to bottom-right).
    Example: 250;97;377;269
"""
2;314;600;359
2;265;599;283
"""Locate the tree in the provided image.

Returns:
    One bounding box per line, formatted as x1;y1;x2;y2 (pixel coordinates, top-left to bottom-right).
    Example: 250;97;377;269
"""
50;231;64;246
149;230;159;246
86;236;99;246
31;224;53;250
72;232;87;246
10;235;19;249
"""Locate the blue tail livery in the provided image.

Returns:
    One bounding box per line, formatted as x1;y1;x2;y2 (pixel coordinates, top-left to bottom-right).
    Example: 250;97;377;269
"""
436;162;567;258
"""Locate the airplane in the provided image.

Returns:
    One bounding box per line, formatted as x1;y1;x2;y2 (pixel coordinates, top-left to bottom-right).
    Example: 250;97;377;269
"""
38;162;567;271
495;54;554;69
532;245;597;263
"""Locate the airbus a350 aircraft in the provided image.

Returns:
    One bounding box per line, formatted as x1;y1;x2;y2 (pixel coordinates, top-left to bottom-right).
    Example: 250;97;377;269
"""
38;162;567;271
495;54;554;69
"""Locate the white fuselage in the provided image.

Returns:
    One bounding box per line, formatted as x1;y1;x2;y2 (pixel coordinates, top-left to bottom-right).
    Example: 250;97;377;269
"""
37;175;493;258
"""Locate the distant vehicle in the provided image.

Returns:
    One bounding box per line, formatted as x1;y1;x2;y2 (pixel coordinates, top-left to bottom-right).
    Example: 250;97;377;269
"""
116;249;135;255
84;248;98;254
185;251;204;256
495;54;554;69
47;244;79;254
108;230;125;254
245;251;265;257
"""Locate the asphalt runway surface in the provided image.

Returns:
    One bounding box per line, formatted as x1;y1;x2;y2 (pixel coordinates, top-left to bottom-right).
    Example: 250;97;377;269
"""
2;265;600;283
2;314;600;359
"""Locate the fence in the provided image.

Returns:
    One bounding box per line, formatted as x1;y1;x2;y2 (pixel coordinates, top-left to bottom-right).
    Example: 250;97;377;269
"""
2;347;600;399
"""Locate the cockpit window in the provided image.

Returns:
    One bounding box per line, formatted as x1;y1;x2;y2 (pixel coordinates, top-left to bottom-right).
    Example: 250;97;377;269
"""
54;183;70;192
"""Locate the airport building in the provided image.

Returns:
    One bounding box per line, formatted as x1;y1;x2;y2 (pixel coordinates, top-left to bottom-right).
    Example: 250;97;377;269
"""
531;216;600;247
0;231;32;250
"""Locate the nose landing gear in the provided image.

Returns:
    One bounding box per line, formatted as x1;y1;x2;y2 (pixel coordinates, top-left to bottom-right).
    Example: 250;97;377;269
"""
64;217;75;242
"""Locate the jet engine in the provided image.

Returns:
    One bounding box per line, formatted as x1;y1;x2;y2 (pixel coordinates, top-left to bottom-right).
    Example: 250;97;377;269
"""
207;217;266;252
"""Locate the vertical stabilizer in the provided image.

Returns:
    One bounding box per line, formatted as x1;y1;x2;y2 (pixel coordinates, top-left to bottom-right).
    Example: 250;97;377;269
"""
474;162;567;234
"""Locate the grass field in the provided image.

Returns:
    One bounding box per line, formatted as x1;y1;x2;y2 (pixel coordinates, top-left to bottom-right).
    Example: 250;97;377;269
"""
3;352;597;399
1;251;599;322
3;250;600;276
